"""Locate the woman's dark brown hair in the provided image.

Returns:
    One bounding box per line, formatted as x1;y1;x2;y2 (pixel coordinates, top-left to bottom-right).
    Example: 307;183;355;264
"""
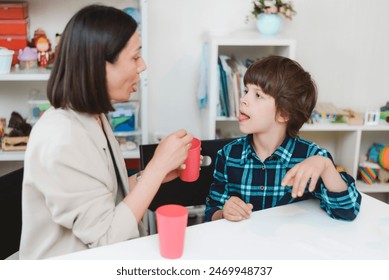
243;55;317;138
47;5;138;114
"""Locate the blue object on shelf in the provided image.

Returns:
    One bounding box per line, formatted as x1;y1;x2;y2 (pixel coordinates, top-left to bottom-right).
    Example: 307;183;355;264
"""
256;14;282;35
123;7;141;24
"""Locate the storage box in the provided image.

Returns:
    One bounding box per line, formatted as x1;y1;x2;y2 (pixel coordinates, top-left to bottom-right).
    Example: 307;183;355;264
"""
114;132;141;152
109;101;139;132
0;18;29;35
28;99;51;124
0;35;28;64
0;2;28;19
0;47;13;74
1;136;28;151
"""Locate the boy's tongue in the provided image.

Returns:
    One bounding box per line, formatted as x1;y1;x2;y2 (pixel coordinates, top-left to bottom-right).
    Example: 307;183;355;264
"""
238;113;249;121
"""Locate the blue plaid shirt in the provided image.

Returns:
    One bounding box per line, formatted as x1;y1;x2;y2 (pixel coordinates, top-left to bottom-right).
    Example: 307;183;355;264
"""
205;134;362;221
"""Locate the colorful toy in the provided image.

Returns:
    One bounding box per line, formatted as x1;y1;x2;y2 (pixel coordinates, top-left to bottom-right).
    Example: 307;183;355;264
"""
379;146;389;171
367;143;384;163
359;162;380;185
364;110;380;125
378;169;389;183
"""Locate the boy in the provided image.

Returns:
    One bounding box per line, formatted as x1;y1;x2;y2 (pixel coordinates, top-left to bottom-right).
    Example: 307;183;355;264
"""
205;55;361;222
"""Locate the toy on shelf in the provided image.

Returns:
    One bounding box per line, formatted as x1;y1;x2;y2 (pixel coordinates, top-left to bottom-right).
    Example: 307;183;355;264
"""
379;169;389;183
31;28;52;67
311;102;348;123
1;111;31;151
343;109;364;125
379;146;389;171
358;161;380;185
367;143;384;163
17;46;38;69
361;143;389;184
380;101;389;123
364;110;380;125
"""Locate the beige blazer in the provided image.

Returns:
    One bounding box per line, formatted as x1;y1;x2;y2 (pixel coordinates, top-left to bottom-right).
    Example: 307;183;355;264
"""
20;108;140;259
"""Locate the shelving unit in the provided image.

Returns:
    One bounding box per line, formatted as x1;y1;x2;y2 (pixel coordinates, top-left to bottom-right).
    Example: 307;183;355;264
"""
0;0;148;161
299;122;389;196
201;31;296;140
200;32;389;200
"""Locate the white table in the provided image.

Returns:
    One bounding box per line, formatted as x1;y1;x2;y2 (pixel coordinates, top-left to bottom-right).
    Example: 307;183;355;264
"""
53;194;389;260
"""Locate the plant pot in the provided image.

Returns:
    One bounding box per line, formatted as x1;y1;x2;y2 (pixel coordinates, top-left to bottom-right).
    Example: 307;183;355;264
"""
256;14;282;35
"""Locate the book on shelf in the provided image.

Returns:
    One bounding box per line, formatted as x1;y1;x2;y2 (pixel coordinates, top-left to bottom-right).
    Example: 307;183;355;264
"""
217;55;247;118
217;56;229;117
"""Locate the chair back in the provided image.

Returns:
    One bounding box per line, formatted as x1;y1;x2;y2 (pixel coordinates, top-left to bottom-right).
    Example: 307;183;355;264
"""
140;138;236;211
0;167;23;259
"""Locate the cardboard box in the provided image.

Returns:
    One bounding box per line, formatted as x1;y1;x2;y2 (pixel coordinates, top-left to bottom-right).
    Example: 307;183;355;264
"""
0;35;28;64
1;136;28;151
0;2;28;19
0;18;29;35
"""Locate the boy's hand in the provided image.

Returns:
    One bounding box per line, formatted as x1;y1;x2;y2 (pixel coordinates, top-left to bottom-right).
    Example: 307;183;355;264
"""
281;155;331;198
223;196;253;222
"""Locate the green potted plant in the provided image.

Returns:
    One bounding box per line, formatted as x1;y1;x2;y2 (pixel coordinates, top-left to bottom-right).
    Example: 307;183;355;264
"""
250;0;296;35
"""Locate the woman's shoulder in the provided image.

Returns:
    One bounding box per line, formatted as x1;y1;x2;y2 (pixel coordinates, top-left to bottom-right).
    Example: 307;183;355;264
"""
29;108;91;143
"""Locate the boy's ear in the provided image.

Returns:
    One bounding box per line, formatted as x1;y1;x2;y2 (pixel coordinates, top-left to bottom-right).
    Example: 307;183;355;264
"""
276;111;289;123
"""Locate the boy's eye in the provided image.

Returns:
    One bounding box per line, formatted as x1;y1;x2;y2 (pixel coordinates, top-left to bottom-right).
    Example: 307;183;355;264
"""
243;89;248;95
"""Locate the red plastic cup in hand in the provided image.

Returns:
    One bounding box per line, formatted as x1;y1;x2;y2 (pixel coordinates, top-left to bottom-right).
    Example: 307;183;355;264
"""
156;204;188;259
180;137;201;182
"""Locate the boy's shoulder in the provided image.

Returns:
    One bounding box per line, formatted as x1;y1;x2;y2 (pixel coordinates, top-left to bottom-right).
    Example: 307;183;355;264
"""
293;136;329;157
219;136;248;155
222;136;246;148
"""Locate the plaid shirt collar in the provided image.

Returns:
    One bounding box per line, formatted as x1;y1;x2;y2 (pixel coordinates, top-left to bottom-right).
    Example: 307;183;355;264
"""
240;134;297;166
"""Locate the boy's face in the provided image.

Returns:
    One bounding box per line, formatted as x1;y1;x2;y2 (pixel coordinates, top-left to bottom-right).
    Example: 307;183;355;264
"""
238;84;287;135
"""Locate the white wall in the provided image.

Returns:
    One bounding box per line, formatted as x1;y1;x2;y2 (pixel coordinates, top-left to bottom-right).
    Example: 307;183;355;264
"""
2;0;389;142
147;0;389;139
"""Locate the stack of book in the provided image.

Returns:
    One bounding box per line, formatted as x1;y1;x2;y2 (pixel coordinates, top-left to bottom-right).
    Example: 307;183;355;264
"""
217;55;249;118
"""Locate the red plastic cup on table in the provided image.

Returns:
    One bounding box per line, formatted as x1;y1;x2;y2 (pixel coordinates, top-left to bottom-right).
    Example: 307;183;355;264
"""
156;204;188;259
180;137;201;182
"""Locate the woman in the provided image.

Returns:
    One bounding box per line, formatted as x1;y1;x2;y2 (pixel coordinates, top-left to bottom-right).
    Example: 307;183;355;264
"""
20;5;193;259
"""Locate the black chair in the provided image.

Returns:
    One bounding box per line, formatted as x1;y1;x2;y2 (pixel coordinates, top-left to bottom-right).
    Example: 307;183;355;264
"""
139;138;236;233
0;167;23;259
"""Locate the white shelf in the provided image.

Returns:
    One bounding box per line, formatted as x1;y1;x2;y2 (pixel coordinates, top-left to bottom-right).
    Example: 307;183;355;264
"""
121;149;140;159
301;121;389;132
210;31;297;47
0;150;26;161
113;130;142;137
357;180;389;193
0;67;51;81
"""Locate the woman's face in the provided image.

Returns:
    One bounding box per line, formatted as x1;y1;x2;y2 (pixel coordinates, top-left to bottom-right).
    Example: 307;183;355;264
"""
106;32;146;102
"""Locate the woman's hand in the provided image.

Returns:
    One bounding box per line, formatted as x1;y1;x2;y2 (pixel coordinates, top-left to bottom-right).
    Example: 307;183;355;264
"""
161;155;203;184
148;129;193;178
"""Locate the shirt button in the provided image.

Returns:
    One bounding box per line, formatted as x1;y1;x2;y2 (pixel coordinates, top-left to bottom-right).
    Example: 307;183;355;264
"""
260;186;265;190
262;165;265;170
